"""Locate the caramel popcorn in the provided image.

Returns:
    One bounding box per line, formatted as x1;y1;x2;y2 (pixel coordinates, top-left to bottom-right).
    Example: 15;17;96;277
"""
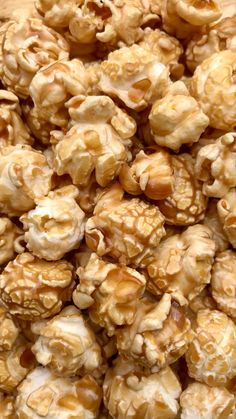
0;253;74;320
117;294;193;371
190;50;236;130
103;358;181;419
185;309;236;386
0;306;19;351
211;250;236;320
180;382;235;418
22;100;56;145
53;95;135;187
85;183;166;267
0;145;52;217
20;185;85;260
217;189;236;248
36;0;82;28
119;148;174;200
77;175;101;214
158;154;207;225
1;17;69;98
0;217;24;266
15;367;102;418
203;199;229;252
0;393;15;419
73;253;146;335
189;287;217;314
195;133;236;198
147;224;216;302
99;45;170;110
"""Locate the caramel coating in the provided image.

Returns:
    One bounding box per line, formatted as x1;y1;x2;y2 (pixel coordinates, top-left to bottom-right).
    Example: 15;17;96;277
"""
31;305;102;376
203;199;229;252
53;95;136;187
76;175;102;214
189;287;217;315
99;45;170;110
0;306;19;351
0;145;52;217
185;309;236;386
104;358;181;419
1;18;69;98
20;185;85;260
158;154;207;226
117;294;193;371
73;253;146;335
0;253;74;320
85;183;166;267
22;101;56;145
0;393;15;419
15;367;102;418
217;189;236;248
36;0;82;28
190;50;236;130
180;382;235;418
195;133;236;198
0;217;24;266
147;224;216;302
119;148;174;200
211;250;236;320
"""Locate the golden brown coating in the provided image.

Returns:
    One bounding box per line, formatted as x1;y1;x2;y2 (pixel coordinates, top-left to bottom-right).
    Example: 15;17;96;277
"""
195;133;236;198
217;189;236;248
103;358;181;419
211;250;236;319
99;45;170;110
53;95;136;188
189;287;217;315
158;154;207;226
1;18;69;98
15;367;102;419
76;175;102;214
119;148;174;200
190;50;236;130
116;294;193;371
73;253;146;335
20;185;85;260
0;306;19;351
0;145;52;217
85;183;166;267
36;0;83;28
180;382;235;419
31;305;102;376
203;199;229;252
0;393;15;419
185;309;236;386
0;217;24;266
0;253;74;320
147;224;216;302
22;101;56;145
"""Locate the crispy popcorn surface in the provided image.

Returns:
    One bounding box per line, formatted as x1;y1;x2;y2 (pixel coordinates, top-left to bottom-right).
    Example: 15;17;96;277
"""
0;217;24;265
0;253;74;320
203;199;229;252
36;0;83;28
189;287;217;315
217;188;236;248
85;183;166;267
190;50;236;130
158;154;208;225
0;306;19;351
180;382;235;419
147;224;216;302
185;309;236;386
15;367;102;419
103;358;182;419
1;18;69;99
20;185;85;260
0;393;15;419
0;145;52;217
73;252;146;335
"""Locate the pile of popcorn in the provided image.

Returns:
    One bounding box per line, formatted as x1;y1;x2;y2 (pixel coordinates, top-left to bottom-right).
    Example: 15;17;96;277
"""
0;0;236;417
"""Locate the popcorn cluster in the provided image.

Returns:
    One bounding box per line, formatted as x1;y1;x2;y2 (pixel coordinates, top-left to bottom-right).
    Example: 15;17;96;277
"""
0;0;236;417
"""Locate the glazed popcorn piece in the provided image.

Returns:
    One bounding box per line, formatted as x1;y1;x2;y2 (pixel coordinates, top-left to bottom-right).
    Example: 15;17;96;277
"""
85;183;166;267
0;217;24;265
203;199;229;252
20;185;85;260
99;45;170;110
180;382;235;419
0;145;52;217
190;50;236;130
211;250;236;319
0;336;35;393
0;90;32;148
117;293;193;370
217;189;236;248
195;133;236;198
185;309;236;386
103;358;181;419
76;175;101;214
0;253;74;320
158;154;207;225
1;18;69;99
31;305;102;376
147;224;216;302
119;148;174;200
73;253;146;335
189;287;217;315
15;367;102;419
53;95;136;187
22;101;57;145
0;306;19;351
36;0;83;28
0;393;15;419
